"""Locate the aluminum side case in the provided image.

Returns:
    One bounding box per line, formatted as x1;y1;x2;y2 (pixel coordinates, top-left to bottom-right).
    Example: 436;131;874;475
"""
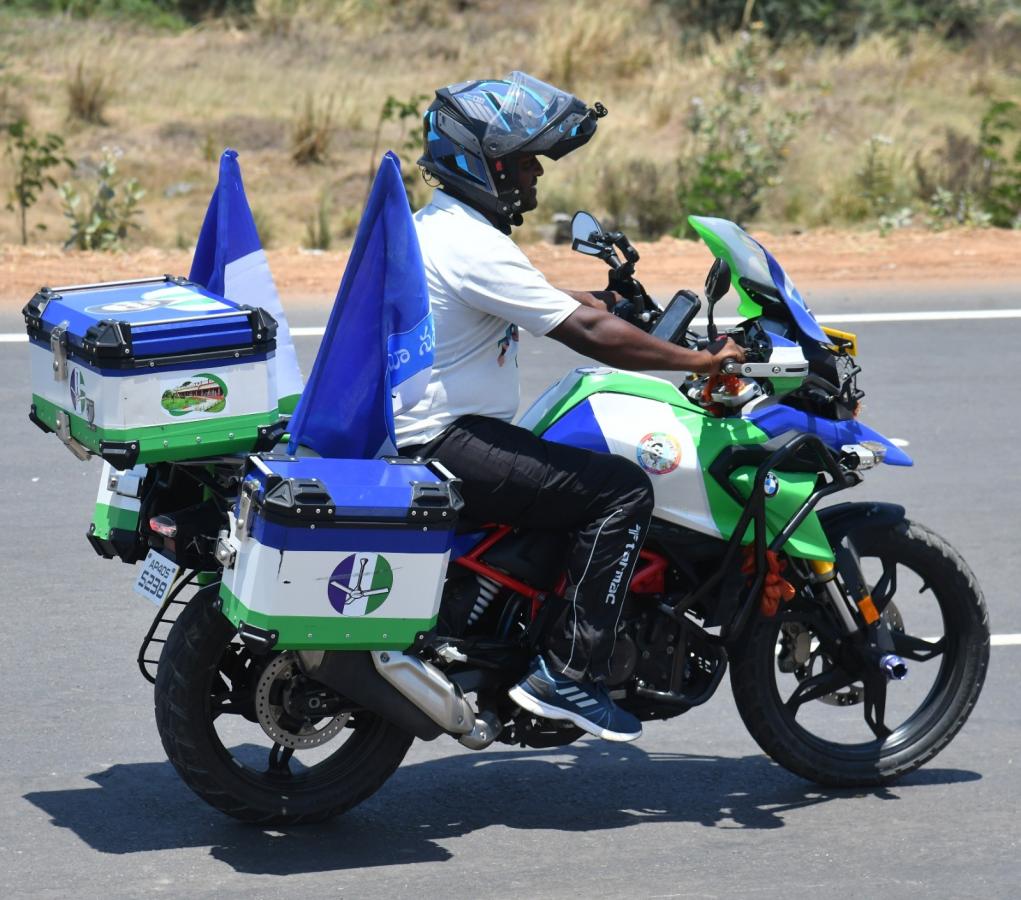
219;455;463;651
25;275;284;468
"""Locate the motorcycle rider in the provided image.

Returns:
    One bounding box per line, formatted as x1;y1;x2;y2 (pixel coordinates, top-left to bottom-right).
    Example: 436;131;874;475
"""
397;72;744;742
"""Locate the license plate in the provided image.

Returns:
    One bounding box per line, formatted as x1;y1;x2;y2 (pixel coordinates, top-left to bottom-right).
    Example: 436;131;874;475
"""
133;549;180;606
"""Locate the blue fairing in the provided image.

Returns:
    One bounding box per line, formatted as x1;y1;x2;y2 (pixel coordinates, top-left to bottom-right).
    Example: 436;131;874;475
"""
761;247;828;344
748;405;913;466
541;399;611;454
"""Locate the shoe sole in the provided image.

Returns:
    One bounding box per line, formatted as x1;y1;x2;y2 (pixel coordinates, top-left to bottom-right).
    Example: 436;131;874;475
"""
508;684;642;743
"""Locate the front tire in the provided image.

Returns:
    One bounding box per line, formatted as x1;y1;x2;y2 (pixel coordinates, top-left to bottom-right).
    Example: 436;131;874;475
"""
154;585;414;824
730;518;989;787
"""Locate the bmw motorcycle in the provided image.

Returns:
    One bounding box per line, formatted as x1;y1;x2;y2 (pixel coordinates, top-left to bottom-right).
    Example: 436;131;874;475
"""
128;212;989;823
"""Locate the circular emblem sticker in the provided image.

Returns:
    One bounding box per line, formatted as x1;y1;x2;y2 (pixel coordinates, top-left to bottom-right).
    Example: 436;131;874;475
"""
328;554;394;615
69;367;87;410
636;432;682;475
763;472;780;497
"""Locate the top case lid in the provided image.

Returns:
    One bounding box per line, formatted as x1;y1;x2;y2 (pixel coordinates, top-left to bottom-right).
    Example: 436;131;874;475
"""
24;276;276;363
247;456;463;528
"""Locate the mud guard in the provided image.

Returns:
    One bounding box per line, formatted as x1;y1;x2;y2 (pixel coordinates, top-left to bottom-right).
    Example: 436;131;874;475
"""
819;502;907;543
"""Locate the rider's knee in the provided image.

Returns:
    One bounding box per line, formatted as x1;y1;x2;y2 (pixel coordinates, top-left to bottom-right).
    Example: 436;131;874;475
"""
608;457;655;517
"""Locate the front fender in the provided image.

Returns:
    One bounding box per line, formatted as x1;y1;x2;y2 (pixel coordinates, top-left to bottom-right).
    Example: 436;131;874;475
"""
819;501;907;543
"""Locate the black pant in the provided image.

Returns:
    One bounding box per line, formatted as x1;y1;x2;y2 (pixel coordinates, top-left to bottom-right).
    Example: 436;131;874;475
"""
403;415;654;682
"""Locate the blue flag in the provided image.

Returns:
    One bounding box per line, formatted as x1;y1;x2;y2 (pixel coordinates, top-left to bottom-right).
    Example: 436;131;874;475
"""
190;149;304;413
287;152;432;459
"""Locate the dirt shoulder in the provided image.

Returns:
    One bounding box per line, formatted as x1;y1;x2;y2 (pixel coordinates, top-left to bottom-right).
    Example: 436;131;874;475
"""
2;227;1019;310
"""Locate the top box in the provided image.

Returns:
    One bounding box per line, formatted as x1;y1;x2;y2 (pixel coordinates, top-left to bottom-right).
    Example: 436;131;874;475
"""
25;275;286;468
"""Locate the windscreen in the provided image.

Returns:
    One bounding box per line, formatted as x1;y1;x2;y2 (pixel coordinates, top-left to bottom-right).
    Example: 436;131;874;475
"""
688;216;828;344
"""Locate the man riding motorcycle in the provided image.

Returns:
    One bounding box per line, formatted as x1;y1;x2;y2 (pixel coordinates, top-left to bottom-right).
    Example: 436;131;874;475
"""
397;72;744;742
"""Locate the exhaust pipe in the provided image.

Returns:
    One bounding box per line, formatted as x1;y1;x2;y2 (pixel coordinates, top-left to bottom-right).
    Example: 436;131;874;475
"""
372;651;476;735
879;653;909;681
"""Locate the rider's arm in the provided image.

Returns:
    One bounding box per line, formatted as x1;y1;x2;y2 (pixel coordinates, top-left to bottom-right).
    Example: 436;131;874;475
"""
549;304;743;375
563;289;618;312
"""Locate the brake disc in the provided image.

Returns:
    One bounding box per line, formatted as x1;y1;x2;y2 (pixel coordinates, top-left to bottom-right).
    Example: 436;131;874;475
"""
254;652;350;749
779;601;905;708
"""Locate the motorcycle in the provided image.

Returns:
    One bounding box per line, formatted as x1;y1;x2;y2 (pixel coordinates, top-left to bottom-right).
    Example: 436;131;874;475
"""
122;212;988;823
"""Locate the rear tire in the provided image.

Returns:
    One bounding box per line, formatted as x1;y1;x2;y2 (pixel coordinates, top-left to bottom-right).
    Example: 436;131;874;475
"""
730;518;989;787
154;585;414;824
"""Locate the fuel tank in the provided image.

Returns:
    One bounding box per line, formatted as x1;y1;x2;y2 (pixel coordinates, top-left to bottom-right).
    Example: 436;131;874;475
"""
518;368;832;560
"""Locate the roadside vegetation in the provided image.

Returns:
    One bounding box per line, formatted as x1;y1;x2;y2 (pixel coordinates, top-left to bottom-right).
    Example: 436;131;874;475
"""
1;0;1019;250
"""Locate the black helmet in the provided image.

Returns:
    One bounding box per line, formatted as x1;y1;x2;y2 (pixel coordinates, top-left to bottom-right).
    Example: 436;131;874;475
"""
418;71;605;229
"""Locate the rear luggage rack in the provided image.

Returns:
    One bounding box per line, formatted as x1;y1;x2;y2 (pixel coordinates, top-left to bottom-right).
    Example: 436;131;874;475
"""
137;569;198;683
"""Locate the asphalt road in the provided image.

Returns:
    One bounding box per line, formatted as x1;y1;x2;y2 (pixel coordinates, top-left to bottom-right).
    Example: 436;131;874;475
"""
1;284;1019;898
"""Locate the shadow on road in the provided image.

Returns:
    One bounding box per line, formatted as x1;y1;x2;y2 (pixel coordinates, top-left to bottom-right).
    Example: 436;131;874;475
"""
23;742;980;875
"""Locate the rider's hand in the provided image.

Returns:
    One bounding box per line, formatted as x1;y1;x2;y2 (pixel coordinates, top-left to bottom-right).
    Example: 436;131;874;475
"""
706;336;746;376
590;289;624;313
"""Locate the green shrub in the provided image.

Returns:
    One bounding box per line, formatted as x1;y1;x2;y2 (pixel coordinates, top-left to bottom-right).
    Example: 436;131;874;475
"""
978;99;1021;228
5;119;71;245
367;93;429;201
5;1;253;28
676;35;802;233
59;147;144;249
658;0;1012;46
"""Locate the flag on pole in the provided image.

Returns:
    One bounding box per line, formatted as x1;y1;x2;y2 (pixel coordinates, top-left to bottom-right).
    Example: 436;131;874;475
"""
189;148;304;413
287;151;432;459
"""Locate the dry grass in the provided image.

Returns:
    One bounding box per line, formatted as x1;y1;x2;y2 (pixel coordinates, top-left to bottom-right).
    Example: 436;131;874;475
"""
0;2;1018;248
66;59;113;125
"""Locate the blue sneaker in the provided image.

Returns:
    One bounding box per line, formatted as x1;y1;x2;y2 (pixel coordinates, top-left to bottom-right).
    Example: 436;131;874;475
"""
508;656;642;743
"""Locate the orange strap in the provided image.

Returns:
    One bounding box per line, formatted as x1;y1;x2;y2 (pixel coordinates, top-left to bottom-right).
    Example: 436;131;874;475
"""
741;546;796;617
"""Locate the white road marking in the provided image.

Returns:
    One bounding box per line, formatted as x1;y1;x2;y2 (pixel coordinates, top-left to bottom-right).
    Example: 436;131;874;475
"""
4;308;1021;343
991;633;1021;647
705;309;1021;326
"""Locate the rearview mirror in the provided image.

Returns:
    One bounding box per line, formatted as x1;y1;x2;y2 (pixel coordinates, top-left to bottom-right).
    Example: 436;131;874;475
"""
570;210;605;255
705;258;731;304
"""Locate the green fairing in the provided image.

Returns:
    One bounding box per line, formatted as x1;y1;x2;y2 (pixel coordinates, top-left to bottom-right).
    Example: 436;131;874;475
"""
91;502;139;540
687;216;764;321
33;394;280;463
669;405;832;560
533;371;834;561
719;466;833;561
219;583;435;651
532;370;704;435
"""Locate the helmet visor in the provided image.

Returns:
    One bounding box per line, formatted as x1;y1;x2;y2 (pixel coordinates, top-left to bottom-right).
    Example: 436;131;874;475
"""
478;71;584;158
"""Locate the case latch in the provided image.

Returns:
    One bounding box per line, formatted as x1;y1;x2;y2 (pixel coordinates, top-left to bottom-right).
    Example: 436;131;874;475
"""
50;320;70;381
53;409;91;461
237;479;258;540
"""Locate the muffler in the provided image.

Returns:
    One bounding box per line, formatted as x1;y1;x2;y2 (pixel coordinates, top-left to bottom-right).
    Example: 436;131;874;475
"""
372;651;476;735
296;649;476;741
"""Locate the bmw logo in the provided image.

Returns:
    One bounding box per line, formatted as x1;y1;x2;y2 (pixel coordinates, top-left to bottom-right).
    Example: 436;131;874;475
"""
763;472;780;498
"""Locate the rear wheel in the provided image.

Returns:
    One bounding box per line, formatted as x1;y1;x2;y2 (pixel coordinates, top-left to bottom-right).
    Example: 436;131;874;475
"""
154;585;413;824
730;518;989;787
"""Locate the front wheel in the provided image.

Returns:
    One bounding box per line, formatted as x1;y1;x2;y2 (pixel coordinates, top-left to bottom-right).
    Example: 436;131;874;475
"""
730;517;989;787
154;585;414;824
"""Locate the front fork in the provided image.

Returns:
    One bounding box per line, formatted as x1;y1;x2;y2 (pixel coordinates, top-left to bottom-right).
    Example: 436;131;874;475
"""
808;548;908;680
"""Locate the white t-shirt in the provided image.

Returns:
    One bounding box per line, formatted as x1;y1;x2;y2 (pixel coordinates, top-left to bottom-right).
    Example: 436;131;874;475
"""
394;189;579;448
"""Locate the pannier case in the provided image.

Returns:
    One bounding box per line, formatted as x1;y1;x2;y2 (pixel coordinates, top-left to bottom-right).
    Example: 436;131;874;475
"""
25;275;284;468
219;456;463;651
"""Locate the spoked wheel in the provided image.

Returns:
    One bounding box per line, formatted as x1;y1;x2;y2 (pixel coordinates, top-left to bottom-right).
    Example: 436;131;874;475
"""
731;518;989;787
154;585;413;824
